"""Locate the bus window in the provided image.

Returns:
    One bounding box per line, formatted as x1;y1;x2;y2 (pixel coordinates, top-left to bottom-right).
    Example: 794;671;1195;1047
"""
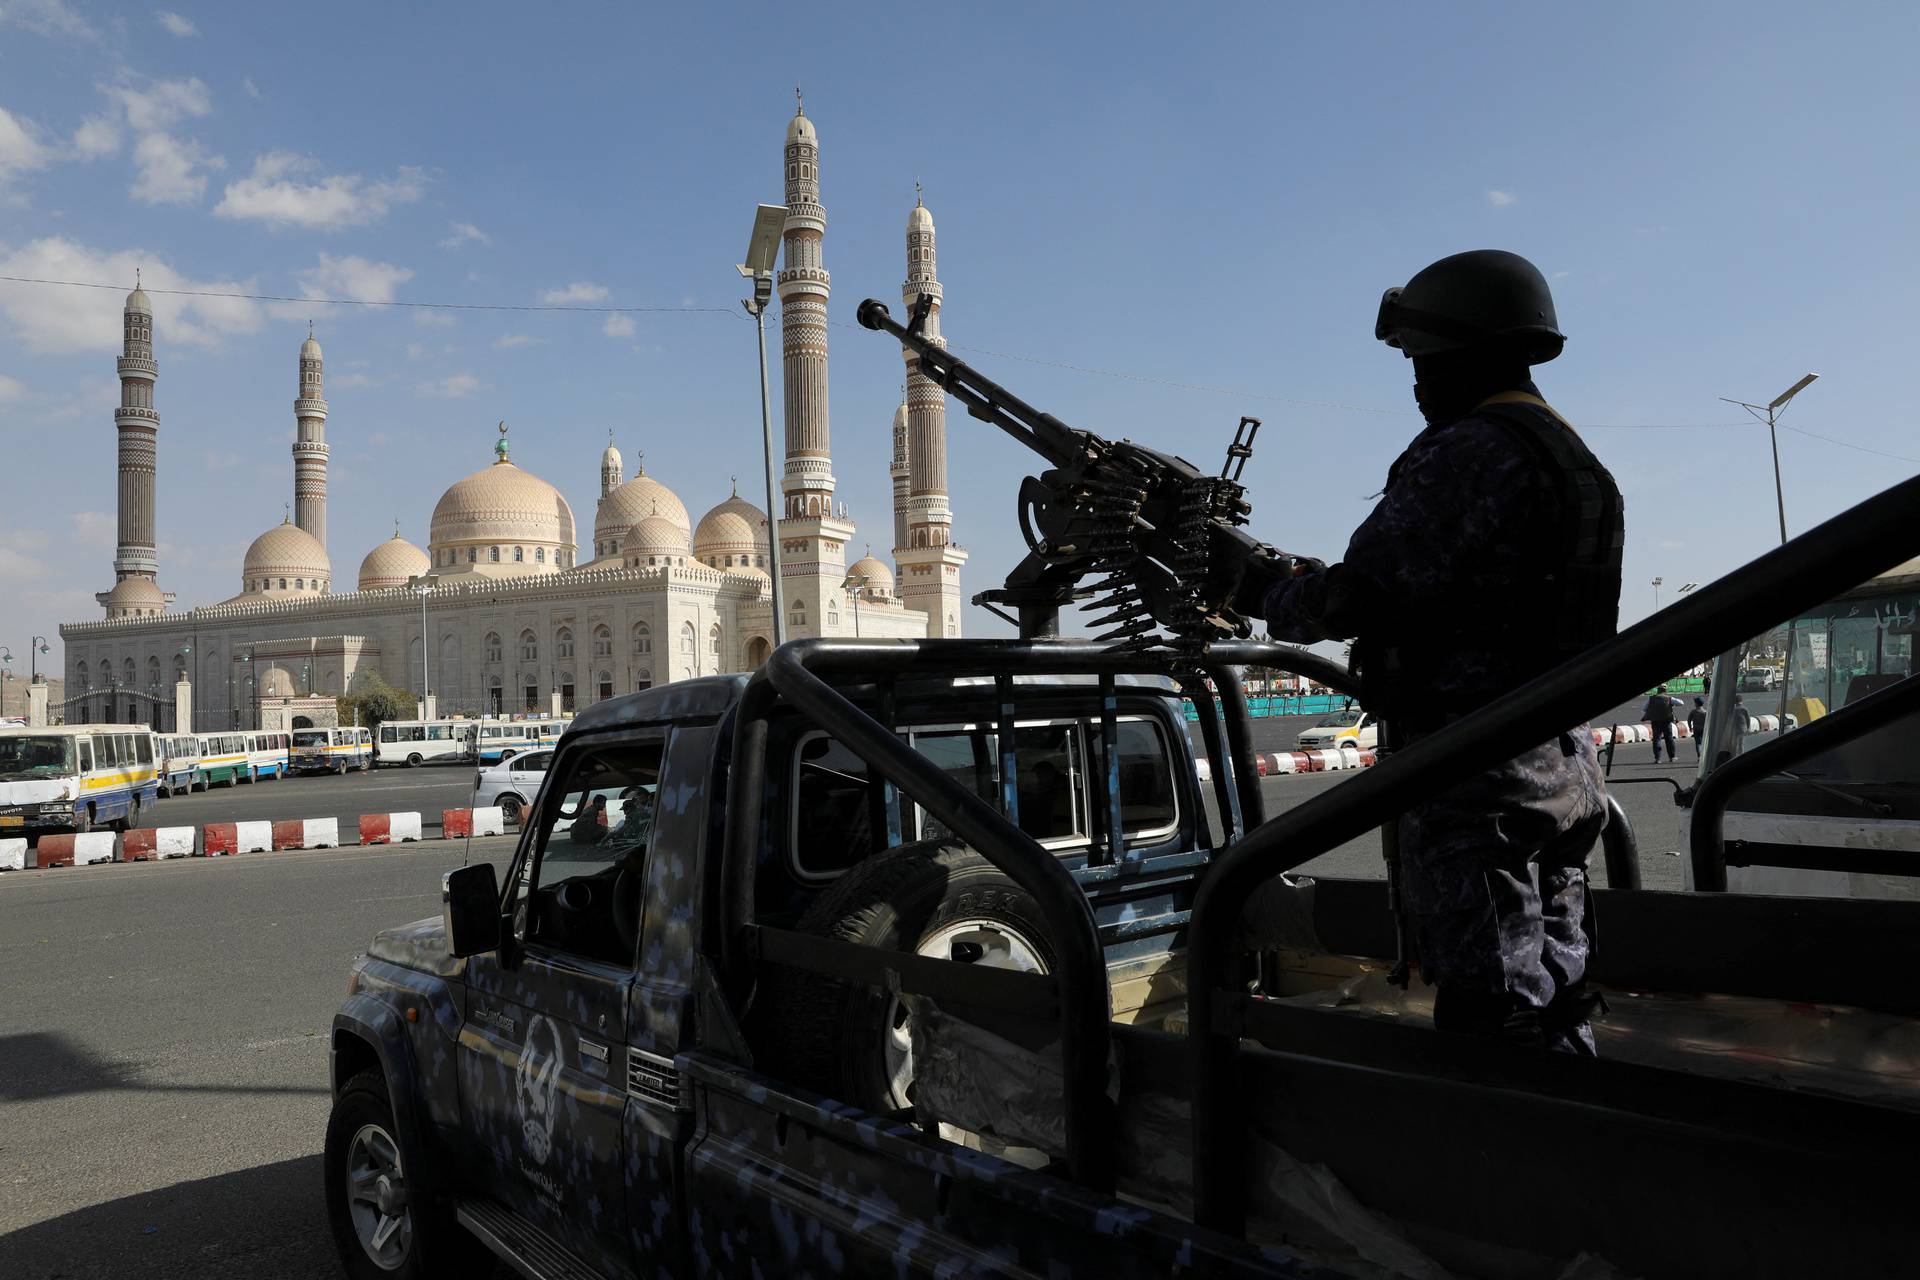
137;736;153;764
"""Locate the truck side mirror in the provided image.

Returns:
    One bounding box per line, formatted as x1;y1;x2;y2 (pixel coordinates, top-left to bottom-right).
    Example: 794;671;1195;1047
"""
442;863;502;958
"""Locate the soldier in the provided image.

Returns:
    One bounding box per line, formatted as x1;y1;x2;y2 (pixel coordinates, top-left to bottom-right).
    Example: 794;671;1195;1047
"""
1249;250;1625;1053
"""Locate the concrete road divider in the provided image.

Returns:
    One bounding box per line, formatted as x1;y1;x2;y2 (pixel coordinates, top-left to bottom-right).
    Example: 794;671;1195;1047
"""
359;812;424;845
204;820;273;856
272;817;340;851
443;807;506;838
0;838;26;871
35;832;117;868
123;826;196;861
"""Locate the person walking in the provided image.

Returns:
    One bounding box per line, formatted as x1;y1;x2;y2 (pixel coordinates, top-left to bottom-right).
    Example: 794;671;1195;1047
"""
1249;249;1623;1054
1733;695;1753;749
1687;696;1708;759
1640;684;1680;763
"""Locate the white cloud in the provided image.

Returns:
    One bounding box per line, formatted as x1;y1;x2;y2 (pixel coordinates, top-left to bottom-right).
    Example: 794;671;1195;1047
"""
131;131;221;204
439;220;489;249
368;431;391;447
0;544;50;585
214;151;427;230
413;310;456;328
331;372;380;390
39;377;119;421
492;333;545;349
418;372;481;399
264;253;413;322
0;0;96;40
155;10;196;36
72;510;116;548
1487;189;1516;208
541;281;608;305
0;372;22;400
241;76;261;101
602;314;636;338
0;106;50;190
0;238;264;353
70;115;120;159
104;76;211;132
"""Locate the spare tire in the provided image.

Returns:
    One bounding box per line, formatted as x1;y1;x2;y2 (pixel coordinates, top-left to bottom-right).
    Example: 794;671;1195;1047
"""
763;839;1056;1114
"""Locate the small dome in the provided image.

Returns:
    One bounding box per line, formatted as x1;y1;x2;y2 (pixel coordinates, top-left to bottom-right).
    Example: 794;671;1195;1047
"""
908;202;933;233
242;519;332;596
301;333;323;360
848;555;894;597
621;514;690;562
593;470;690;557
601;439;621;469
126;284;151;314
787;107;816;144
103;577;166;618
357;533;430;590
694;492;770;568
893;400;909;431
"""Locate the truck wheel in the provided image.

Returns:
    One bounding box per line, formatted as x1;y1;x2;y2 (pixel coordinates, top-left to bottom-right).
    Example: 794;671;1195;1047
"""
75;806;93;835
765;840;1057;1114
324;1069;481;1279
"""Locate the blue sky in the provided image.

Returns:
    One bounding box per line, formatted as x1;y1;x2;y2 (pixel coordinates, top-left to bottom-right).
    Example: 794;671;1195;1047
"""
2;1;1917;670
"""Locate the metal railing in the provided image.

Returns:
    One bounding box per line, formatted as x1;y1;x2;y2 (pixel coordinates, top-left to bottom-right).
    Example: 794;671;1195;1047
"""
1183;471;1920;1233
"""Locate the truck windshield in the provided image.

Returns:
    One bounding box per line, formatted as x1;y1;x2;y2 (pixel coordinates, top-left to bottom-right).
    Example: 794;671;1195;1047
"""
292;731;328;747
0;736;76;780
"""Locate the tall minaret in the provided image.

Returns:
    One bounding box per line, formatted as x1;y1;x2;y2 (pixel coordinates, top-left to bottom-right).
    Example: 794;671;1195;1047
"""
895;191;969;637
777;92;855;637
601;430;623;496
888;388;910;560
293;323;329;547
113;277;161;586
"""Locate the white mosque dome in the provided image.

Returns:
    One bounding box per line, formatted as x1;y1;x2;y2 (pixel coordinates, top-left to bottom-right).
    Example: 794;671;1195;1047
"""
102;576;166;618
601;439;622;471
621;514;690;567
848;554;894;596
694;491;769;570
126;284;151;313
242;518;332;596
428;428;577;575
592;470;690;559
301;333;323;360
357;532;430;591
788;107;816;144
908;202;932;233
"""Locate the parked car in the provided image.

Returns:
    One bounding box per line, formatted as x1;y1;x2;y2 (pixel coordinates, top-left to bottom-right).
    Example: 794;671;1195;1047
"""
469;748;552;825
1295;705;1376;751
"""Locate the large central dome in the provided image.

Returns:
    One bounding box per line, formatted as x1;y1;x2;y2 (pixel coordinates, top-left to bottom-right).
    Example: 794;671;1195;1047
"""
427;425;577;576
592;467;690;560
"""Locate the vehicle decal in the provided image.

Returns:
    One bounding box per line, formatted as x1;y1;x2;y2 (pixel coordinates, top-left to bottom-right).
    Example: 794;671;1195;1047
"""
516;1013;564;1165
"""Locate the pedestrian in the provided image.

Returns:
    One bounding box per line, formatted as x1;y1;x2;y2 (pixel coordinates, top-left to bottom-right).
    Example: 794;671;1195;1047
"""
1687;696;1707;758
1239;249;1623;1054
1734;694;1753;746
1640;684;1679;763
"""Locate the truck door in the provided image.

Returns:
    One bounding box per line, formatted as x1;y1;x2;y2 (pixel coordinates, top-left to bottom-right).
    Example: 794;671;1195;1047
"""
458;734;665;1272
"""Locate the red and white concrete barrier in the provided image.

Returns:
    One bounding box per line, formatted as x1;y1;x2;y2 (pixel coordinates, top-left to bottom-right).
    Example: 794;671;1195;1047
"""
122;826;196;861
0;838;26;872
272;817;340;851
442;806;506;839
34;832;117;868
203;820;273;856
1196;748;1380;783
359;812;423;845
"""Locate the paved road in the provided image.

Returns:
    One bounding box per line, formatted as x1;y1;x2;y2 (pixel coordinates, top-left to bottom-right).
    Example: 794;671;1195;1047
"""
152;764;481;833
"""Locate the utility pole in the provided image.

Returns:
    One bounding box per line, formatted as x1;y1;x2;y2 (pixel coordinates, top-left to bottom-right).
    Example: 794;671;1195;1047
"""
1721;373;1818;547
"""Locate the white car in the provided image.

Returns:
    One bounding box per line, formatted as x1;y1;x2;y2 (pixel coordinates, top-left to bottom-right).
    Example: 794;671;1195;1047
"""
1295;706;1377;752
470;749;553;826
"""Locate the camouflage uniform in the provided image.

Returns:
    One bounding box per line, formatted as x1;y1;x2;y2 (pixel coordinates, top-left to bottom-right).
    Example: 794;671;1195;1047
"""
1265;384;1617;1053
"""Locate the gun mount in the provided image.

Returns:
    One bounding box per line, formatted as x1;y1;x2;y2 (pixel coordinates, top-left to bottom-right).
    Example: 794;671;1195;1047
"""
859;297;1298;645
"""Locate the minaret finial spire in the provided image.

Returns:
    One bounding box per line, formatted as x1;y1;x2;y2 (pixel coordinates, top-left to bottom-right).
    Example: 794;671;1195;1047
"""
495;420;510;463
394;518;401;538
915;178;922;207
795;85;804;114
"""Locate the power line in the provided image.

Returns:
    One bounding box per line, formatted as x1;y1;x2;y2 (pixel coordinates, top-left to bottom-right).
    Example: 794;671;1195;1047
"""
1780;422;1920;466
0;273;743;317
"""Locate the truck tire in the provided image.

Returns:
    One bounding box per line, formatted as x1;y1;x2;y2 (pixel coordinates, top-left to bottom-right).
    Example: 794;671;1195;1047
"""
765;840;1057;1114
324;1068;484;1279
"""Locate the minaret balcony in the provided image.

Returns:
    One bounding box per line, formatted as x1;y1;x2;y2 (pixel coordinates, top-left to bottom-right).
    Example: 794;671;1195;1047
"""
116;357;157;378
294;398;330;416
292;441;332;457
114;406;160;423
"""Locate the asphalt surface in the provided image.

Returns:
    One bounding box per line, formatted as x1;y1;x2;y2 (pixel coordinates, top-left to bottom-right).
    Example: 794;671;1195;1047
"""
0;694;1701;1277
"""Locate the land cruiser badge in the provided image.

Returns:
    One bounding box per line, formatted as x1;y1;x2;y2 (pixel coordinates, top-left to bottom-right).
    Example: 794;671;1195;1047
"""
516;1014;563;1163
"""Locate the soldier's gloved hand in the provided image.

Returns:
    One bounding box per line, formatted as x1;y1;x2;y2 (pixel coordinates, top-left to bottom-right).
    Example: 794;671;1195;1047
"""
1289;556;1327;579
1217;549;1294;617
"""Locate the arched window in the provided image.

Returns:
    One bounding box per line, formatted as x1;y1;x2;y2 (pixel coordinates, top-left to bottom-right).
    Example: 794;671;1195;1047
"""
487;675;504;715
558;672;575;712
123;657;136;687
947;612;958;637
679;623;695;659
278;578;287;590
592;625;611;658
76;660;89;689
520;630;538;661
827;597;840;627
632;623;652;656
791;600;807;629
173;653;187;683
597;670;613;701
634;668;653;692
468;547;478;563
147;656;161;690
708;623;723;666
555;627;574;659
514;546;524;563
489;546;500;563
295;578;304;590
536;547;546;564
484;632;502;663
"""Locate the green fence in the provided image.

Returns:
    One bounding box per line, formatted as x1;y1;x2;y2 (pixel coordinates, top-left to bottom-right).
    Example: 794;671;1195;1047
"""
1183;694;1351;722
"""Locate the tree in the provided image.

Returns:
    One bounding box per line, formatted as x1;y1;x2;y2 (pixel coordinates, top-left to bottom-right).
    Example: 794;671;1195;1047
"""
336;670;417;736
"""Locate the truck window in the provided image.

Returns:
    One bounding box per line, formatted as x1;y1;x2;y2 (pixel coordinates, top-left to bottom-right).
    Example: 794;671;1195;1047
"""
792;735;889;877
519;742;663;966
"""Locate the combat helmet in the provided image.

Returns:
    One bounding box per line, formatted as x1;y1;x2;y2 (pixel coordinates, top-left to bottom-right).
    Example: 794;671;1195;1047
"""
1375;249;1565;363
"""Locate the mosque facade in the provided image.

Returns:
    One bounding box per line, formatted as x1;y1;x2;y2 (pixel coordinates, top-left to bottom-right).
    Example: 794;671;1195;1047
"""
57;104;965;730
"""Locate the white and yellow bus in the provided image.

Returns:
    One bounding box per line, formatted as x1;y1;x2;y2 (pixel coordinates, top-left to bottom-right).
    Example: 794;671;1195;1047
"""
154;733;203;796
0;724;160;837
291;726;374;775
246;730;290;781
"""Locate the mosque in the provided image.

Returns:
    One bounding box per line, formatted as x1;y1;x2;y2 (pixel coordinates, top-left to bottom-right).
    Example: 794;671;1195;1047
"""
57;103;969;729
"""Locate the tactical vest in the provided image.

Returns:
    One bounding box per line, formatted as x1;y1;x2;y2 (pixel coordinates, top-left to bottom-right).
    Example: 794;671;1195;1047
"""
1360;392;1624;721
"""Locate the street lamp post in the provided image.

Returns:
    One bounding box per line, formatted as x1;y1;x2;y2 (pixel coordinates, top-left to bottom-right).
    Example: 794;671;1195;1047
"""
408;575;438;709
1651;576;1663;612
29;636;48;685
1721;373;1818;547
739;202;789;649
841;573;867;638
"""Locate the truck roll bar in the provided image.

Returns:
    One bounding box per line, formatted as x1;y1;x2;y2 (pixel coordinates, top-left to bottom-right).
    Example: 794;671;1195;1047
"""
718;635;1355;1192
1186;472;1920;1234
1688;670;1920;891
